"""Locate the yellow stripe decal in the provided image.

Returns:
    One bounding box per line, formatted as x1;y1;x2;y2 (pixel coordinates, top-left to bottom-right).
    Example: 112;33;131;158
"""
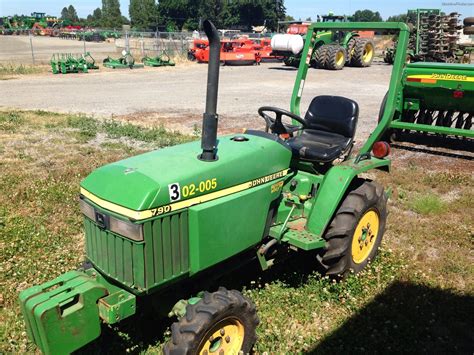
80;169;290;221
407;74;474;82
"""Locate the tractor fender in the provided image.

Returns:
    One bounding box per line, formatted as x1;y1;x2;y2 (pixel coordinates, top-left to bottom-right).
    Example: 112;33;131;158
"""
305;157;390;237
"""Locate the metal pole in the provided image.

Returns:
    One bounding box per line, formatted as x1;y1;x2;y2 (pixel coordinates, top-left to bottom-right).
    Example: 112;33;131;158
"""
29;31;35;65
126;31;129;53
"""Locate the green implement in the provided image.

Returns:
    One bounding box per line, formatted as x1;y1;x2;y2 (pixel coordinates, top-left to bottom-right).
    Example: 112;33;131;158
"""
50;52;98;75
103;50;144;69
380;62;473;141
142;53;175;67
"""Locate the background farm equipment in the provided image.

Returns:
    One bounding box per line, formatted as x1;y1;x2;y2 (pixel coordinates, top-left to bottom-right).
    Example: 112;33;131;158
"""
271;15;375;70
142;52;175;67
50;52;98;74
189;38;262;65
103;50;143;69
0;12;61;36
379;62;473;145
18;20;411;354
383;9;473;64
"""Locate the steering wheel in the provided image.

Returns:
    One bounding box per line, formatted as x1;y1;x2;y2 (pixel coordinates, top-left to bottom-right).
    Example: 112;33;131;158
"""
258;106;308;136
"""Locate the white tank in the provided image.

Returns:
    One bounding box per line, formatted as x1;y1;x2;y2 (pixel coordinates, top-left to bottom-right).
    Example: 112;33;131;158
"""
271;34;304;55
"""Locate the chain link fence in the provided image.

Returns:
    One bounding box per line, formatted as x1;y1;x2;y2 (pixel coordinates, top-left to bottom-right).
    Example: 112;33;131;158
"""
0;29;193;65
0;29;273;65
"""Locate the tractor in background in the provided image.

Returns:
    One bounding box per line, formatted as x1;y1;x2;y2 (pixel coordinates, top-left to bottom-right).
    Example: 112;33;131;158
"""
271;14;375;70
19;20;411;354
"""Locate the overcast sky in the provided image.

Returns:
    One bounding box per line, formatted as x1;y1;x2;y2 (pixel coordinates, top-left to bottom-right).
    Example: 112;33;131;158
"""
0;0;472;20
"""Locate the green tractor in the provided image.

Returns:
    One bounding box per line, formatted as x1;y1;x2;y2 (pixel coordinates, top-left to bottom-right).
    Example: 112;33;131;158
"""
18;20;410;354
272;15;375;70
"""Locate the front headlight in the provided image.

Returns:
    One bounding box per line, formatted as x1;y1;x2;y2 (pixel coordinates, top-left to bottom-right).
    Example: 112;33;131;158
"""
79;198;143;241
109;216;143;242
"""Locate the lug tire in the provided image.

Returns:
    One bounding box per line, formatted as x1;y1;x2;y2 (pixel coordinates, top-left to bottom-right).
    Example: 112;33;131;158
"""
350;38;375;67
164;288;259;355
325;45;347;70
313;44;331;68
463;17;474;26
463;26;474;35
317;181;388;278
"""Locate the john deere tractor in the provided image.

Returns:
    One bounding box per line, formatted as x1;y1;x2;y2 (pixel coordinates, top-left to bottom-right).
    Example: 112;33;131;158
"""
271;15;375;70
18;21;410;354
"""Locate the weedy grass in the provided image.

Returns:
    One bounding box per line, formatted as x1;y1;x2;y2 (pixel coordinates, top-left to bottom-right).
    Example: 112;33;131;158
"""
0;110;472;353
408;193;445;215
0;64;45;78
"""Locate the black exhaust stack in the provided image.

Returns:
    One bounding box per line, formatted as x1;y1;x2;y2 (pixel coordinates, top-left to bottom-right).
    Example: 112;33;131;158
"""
199;20;220;161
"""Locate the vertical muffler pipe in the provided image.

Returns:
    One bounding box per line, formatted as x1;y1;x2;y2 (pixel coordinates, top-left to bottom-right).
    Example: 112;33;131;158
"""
199;20;220;161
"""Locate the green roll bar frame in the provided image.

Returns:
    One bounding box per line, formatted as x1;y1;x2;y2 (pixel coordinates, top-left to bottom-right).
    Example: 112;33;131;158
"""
289;22;411;155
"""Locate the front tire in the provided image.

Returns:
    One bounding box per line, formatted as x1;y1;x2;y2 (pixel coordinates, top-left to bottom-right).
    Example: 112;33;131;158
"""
317;181;388;278
164;288;259;354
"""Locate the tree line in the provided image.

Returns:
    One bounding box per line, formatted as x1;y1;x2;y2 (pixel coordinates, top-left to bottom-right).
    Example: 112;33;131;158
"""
60;2;408;31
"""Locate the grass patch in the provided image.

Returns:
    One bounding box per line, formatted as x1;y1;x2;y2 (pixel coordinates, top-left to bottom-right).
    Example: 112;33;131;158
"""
0;111;24;132
408;193;444;215
64;114;192;146
0;64;43;77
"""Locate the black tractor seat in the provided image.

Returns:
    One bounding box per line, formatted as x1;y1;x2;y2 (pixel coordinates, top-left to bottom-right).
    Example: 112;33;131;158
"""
287;95;359;163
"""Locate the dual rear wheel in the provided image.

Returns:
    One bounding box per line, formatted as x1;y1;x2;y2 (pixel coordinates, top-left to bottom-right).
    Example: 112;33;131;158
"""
312;38;375;70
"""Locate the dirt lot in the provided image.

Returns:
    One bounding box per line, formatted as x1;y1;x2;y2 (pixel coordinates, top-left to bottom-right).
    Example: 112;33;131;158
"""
0;60;391;141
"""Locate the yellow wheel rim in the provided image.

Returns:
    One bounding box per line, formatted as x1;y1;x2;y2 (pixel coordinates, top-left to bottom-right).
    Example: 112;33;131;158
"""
351;209;380;264
336;51;345;66
362;43;374;63
198;317;245;355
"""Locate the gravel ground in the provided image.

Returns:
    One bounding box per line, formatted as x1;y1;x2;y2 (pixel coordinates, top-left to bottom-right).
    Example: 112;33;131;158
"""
0;60;391;141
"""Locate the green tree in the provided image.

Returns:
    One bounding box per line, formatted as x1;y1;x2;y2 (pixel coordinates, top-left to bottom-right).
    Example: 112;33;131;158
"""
85;7;102;26
102;0;124;28
130;0;159;29
61;7;69;20
67;5;79;22
387;14;408;22
60;5;79;23
351;9;382;22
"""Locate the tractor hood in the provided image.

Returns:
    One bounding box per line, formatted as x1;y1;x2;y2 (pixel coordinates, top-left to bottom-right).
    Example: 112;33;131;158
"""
80;133;291;219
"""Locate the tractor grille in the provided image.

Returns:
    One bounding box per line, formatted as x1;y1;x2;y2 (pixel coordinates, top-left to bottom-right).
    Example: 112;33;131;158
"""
84;211;189;292
144;211;189;288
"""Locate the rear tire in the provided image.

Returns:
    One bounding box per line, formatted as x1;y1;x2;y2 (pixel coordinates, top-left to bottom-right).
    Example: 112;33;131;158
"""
463;17;474;26
463;26;474;35
313;44;330;68
164;288;259;354
325;45;347;70
317;181;387;278
351;38;375;67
